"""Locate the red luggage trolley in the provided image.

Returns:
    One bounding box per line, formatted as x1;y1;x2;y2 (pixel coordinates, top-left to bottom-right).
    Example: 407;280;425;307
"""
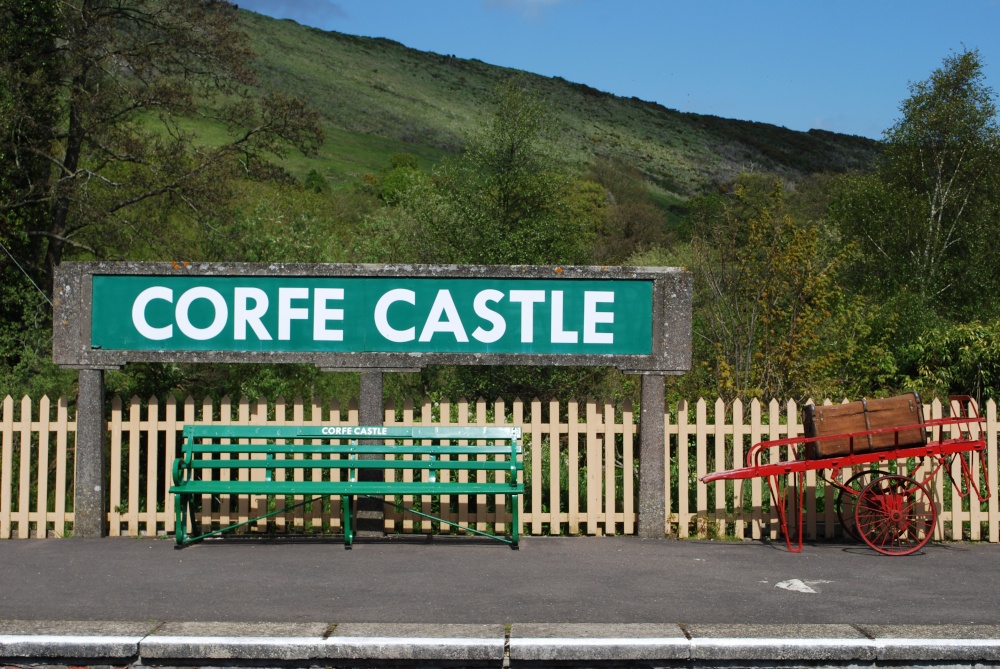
700;396;991;555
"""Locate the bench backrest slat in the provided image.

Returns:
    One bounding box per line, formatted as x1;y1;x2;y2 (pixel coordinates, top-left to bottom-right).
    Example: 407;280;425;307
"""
184;444;516;456
176;425;523;487
183;425;521;441
189;459;515;471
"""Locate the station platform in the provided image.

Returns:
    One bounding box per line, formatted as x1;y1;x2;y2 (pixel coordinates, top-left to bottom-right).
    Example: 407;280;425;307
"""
2;536;997;666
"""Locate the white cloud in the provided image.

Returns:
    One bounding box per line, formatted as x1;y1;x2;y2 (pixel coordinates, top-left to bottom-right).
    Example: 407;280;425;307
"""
483;0;571;20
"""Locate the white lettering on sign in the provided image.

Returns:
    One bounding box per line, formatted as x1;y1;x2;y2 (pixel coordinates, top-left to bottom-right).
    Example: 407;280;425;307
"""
132;286;174;340
128;285;617;346
471;289;505;343
235;287;271;340
584;292;615;344
509;290;545;343
278;287;309;340
419;290;468;342
176;287;228;340
374;288;416;342
313;288;345;341
320;426;389;436
550;291;578;344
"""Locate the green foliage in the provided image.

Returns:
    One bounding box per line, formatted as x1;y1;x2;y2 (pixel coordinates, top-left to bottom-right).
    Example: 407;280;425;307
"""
420;365;638;406
0;0;324;293
105;363;359;406
387;152;421;171
0;0;61;394
351;166;451;263
0;286;76;400
353;80;597;268
689;176;856;401
206;181;369;263
435;79;593;266
816;49;1000;403
303;169;329;193
588;160;674;262
899;320;1000;403
834;48;1000;319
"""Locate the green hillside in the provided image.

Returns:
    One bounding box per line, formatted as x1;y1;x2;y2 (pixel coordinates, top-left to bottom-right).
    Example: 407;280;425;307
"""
237;10;878;200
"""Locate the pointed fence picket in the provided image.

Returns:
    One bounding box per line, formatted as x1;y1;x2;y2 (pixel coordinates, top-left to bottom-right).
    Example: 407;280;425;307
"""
0;395;997;542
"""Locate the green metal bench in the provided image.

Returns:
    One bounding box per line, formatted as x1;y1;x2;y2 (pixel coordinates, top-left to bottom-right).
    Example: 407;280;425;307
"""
170;425;523;548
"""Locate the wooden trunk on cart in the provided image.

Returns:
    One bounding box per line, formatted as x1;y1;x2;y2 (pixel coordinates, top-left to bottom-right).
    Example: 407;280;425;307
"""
803;392;926;460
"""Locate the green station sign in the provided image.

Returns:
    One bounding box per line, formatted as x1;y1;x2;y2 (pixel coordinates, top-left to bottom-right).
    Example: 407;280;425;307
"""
90;275;654;356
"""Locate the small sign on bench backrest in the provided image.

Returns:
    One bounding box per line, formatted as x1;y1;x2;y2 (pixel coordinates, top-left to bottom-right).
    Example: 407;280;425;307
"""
183;424;521;442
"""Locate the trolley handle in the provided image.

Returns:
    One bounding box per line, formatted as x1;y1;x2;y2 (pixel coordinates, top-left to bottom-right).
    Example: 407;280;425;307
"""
746;437;802;468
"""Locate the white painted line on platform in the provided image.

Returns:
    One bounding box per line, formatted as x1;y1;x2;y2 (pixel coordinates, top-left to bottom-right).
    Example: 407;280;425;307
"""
323;636;502;647
0;634;144;658
514;638;687;646
877;639;1000;647
693;638;871;647
143;636;320;646
0;635;144;644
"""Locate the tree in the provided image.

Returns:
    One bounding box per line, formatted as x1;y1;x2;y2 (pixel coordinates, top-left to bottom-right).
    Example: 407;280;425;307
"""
900;319;1000;403
352;79;598;268
588;159;672;263
0;0;323;399
350;158;454;264
835;49;1000;318
0;0;75;397
691;176;852;400
0;0;323;293
437;79;593;266
353;80;613;400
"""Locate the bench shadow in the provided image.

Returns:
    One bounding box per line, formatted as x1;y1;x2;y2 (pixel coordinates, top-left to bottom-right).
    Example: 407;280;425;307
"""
351;533;511;548
174;532;513;549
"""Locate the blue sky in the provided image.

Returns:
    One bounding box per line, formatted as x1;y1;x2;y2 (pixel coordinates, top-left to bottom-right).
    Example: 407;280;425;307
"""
237;0;1000;139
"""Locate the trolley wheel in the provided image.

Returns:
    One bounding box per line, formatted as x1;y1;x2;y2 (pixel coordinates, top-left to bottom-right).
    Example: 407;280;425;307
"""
854;475;937;556
836;469;890;541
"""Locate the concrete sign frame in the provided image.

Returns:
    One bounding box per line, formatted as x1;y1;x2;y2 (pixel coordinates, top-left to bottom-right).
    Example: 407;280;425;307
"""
55;262;691;373
54;261;692;539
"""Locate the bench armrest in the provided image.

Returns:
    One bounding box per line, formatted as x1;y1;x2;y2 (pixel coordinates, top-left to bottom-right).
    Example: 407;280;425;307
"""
172;455;189;486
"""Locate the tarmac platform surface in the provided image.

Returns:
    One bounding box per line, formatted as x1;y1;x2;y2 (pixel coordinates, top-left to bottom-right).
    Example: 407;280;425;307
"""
1;535;998;666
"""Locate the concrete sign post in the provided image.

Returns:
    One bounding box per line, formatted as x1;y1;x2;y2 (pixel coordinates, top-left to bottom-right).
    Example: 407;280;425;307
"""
54;262;692;538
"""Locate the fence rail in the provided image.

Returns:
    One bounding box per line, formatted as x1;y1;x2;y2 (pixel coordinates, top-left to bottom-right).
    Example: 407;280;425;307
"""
2;395;997;542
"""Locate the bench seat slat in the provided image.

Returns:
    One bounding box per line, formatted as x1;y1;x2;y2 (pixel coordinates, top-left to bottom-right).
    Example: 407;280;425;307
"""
171;481;521;496
188;460;517;472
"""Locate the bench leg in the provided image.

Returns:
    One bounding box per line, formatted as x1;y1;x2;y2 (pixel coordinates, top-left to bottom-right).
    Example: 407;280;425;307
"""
511;494;520;549
175;494;186;545
175;493;198;545
188;495;202;539
342;495;353;549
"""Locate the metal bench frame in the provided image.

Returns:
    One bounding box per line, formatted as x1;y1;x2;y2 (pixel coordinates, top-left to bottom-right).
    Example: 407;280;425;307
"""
170;425;523;548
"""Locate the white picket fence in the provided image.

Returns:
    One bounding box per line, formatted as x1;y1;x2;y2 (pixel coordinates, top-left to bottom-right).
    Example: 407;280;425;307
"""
2;394;996;542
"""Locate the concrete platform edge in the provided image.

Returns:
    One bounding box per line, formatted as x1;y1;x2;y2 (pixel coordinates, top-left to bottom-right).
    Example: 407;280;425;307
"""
2;621;1000;665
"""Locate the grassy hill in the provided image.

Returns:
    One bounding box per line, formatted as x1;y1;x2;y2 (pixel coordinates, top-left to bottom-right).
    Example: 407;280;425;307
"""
237;9;878;203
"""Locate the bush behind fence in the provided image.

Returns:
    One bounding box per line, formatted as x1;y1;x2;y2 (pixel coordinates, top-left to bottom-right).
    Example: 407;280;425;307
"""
1;394;997;541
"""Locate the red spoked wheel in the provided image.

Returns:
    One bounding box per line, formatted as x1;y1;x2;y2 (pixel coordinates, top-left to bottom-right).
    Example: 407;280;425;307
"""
836;468;890;541
854;475;937;556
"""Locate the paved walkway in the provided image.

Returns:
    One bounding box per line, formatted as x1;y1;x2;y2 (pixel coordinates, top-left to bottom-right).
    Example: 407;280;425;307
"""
1;536;998;665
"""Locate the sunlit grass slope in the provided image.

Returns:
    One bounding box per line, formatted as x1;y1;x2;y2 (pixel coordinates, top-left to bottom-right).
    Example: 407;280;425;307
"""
237;9;877;198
